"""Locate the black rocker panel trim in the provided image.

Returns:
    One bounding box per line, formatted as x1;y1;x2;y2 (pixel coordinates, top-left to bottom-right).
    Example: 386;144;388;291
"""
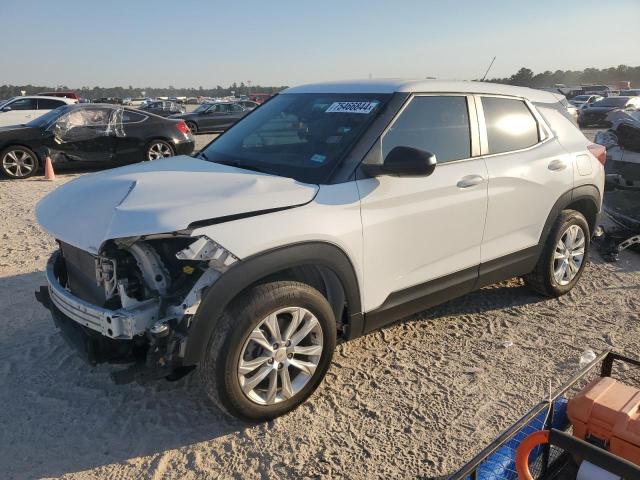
363;244;543;333
476;245;541;290
182;241;362;365
363;265;478;334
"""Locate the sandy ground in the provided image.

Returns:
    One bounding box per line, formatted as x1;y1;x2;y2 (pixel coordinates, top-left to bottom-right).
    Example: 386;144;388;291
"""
1;130;639;480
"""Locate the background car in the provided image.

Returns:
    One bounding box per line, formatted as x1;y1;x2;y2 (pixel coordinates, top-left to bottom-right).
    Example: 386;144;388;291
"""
236;100;259;110
578;96;640;127
0;96;77;127
569;94;603;109
138;100;186;117
36;91;81;101
92;97;123;104
169;101;249;134
621;89;640;97
0;104;195;179
249;93;271;104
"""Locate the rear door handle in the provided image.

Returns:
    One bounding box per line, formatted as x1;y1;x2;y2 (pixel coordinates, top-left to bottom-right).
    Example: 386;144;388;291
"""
456;175;484;188
548;159;567;171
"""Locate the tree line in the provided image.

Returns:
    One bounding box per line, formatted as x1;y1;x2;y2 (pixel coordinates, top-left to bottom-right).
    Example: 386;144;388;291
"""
484;64;639;88
2;65;638;100
0;82;287;100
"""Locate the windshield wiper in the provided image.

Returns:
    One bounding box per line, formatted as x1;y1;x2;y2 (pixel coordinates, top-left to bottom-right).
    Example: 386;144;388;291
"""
197;151;209;161
216;160;266;174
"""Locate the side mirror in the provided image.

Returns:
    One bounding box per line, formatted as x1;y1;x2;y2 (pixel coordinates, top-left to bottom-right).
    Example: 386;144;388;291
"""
363;146;437;177
1;106;11;112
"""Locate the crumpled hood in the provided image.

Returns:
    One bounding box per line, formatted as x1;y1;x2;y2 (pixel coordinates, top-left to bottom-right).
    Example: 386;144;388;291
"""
36;156;318;254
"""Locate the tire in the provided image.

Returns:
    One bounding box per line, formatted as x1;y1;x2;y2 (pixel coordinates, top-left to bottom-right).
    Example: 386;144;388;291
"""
199;281;336;422
145;140;174;161
524;210;590;297
0;146;39;179
186;121;198;135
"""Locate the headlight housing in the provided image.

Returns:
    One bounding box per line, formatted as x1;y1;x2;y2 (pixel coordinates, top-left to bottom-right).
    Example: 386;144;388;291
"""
175;236;239;269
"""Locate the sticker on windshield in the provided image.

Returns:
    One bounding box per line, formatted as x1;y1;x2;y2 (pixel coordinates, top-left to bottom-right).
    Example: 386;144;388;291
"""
325;101;379;114
310;154;327;163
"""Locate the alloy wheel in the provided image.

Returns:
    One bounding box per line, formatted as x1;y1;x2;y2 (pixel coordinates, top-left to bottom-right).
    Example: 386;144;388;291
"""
147;142;173;160
2;149;35;178
553;224;585;285
237;307;324;405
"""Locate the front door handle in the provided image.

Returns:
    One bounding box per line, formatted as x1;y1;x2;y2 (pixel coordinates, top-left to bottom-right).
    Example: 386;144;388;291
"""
457;175;484;189
548;159;567;171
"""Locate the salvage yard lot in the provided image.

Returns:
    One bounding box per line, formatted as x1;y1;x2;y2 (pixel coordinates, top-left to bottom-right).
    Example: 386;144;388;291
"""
1;129;639;479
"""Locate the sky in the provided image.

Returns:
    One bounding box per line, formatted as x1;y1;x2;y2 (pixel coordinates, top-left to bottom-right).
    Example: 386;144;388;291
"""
1;0;639;88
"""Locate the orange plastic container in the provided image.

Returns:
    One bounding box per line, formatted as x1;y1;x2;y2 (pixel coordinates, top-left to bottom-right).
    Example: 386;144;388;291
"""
567;376;640;465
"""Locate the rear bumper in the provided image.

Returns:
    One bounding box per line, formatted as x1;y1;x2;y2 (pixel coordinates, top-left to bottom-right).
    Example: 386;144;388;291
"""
175;139;195;156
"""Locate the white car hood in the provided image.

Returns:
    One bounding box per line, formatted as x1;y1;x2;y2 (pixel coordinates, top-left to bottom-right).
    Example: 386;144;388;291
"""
36;156;318;254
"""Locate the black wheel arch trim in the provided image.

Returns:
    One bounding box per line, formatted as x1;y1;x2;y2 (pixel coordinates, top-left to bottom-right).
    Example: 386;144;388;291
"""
182;241;363;365
539;184;601;243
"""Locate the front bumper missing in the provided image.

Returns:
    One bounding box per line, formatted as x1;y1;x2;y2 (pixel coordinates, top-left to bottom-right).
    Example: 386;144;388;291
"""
35;286;140;366
44;251;159;339
37;251;191;383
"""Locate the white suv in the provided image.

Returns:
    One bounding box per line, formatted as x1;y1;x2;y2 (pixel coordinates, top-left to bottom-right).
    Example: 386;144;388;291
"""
0;95;77;127
35;80;605;421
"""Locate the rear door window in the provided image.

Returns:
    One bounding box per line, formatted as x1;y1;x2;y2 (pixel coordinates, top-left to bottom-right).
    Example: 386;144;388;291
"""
37;99;66;110
481;97;539;154
382;95;471;163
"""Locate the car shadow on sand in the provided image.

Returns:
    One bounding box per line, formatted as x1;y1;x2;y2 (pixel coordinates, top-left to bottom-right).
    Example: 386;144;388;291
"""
0;271;247;480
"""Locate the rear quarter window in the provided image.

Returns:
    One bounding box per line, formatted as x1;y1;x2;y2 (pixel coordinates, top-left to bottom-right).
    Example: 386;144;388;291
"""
481;97;540;154
37;99;66;110
121;111;146;123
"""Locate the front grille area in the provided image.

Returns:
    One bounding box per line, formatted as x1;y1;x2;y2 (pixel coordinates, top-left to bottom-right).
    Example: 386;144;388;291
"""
58;242;106;306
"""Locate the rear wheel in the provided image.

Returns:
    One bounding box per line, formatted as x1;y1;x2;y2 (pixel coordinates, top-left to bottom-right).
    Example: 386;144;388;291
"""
0;146;39;179
199;281;336;421
146;140;174;161
185;121;198;135
524;210;590;297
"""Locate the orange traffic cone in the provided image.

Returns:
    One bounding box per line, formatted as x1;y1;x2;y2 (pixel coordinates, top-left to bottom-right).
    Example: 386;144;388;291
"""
44;155;56;181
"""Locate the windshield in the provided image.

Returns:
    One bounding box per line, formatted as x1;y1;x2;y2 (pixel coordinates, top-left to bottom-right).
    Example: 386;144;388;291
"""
199;93;390;183
592;97;629;107
0;97;17;108
26;105;68;127
194;103;213;113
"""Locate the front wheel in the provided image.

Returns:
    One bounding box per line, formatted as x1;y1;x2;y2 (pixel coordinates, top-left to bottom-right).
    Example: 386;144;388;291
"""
199;281;336;421
0;146;39;179
524;209;590;297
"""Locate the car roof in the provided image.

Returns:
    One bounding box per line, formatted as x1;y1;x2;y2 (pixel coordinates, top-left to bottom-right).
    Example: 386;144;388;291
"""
283;79;560;103
9;95;76;103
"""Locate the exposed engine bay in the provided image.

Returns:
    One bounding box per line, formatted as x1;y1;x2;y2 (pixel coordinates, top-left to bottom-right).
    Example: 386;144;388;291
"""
37;234;239;383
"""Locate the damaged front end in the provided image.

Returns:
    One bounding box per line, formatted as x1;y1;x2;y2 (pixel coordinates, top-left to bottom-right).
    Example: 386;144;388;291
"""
36;234;238;384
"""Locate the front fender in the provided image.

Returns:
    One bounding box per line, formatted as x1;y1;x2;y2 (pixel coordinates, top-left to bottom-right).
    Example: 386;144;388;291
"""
182;241;362;365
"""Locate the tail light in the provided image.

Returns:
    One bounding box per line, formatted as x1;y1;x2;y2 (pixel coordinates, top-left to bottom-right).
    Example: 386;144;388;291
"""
175;121;190;135
587;143;607;166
